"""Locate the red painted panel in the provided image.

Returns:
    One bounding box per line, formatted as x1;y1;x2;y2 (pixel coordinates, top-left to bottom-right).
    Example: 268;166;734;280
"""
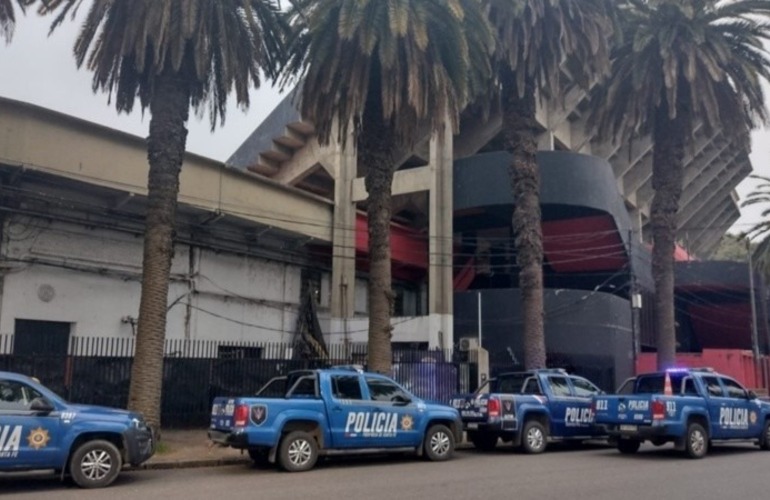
636;350;767;390
355;213;428;269
541;215;627;273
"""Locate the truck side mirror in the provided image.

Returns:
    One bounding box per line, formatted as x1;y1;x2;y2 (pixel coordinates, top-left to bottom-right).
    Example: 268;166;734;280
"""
29;397;54;413
747;390;758;400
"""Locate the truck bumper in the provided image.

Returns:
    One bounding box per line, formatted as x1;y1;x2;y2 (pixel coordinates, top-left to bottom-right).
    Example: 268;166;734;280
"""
600;424;671;440
208;429;250;449
123;427;155;466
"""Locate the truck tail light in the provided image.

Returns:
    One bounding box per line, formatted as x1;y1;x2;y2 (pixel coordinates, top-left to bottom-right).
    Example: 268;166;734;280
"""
234;404;249;427
651;400;665;420
488;398;500;417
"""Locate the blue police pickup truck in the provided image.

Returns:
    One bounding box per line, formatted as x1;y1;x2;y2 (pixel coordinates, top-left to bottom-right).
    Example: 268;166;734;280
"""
208;366;462;472
592;367;770;458
450;368;605;453
0;371;154;488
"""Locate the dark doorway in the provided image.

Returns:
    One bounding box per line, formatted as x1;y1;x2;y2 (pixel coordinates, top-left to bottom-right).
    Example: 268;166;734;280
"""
13;319;71;356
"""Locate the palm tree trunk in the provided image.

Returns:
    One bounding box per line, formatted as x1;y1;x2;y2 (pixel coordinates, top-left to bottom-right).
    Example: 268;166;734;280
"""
501;71;546;370
128;73;190;430
360;89;397;375
651;103;686;371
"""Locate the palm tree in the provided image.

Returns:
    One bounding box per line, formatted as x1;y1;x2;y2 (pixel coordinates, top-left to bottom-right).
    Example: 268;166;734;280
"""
482;0;615;369
592;0;770;370
43;0;285;430
284;0;494;374
0;0;35;42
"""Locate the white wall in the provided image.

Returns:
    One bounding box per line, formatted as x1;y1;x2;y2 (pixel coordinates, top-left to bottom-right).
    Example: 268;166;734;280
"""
0;216;313;345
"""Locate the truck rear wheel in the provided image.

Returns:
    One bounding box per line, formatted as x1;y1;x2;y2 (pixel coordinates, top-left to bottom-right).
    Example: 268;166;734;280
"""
758;420;770;450
468;431;498;451
278;431;318;472
69;439;122;488
521;420;547;454
423;424;455;461
617;439;640;454
685;423;708;459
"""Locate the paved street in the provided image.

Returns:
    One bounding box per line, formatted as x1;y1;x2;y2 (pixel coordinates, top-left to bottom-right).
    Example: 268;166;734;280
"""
1;443;768;499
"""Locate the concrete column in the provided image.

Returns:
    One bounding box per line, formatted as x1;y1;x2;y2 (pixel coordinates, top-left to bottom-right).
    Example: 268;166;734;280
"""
428;121;454;350
330;132;357;344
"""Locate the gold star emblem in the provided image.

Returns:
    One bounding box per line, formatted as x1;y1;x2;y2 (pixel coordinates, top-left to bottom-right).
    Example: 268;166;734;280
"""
27;427;50;450
400;415;414;431
750;412;758;425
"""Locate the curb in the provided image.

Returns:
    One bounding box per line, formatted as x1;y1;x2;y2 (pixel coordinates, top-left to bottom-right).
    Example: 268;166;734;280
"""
131;456;250;471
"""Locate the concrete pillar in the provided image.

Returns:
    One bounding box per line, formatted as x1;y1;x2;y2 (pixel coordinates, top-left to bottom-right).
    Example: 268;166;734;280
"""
330;132;357;344
428;121;454;350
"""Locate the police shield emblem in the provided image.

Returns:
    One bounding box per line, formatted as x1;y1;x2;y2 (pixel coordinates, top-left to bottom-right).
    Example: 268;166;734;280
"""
251;405;268;426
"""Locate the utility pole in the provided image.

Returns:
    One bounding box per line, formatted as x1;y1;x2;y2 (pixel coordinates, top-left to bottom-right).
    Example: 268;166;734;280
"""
747;238;762;387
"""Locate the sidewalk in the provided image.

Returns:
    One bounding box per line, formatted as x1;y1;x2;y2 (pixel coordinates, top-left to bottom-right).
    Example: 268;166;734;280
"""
137;429;250;470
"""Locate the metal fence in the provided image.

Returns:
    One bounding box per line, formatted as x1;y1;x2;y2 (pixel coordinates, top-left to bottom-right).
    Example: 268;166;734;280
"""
0;335;471;428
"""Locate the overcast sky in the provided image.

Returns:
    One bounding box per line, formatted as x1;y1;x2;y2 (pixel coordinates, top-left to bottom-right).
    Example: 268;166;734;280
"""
1;10;768;237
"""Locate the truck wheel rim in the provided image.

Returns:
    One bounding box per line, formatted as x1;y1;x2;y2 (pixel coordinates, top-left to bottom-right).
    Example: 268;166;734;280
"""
527;427;544;450
690;429;705;455
81;449;113;480
288;439;313;466
430;431;451;456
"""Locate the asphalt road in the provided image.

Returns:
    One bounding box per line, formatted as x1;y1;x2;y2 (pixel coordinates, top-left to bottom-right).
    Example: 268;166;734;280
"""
1;442;768;499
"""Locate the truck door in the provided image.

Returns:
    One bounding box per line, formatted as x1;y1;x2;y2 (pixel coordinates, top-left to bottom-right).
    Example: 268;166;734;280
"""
363;376;422;448
701;375;730;439
0;378;61;469
328;374;367;449
544;375;573;437
720;376;762;439
568;376;603;437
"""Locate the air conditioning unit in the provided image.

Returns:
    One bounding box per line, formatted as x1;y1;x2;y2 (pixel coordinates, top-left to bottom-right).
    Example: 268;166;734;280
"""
459;337;480;351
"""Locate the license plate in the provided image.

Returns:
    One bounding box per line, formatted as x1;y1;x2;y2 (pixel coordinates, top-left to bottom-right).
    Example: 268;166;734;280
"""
619;424;638;432
467;423;479;430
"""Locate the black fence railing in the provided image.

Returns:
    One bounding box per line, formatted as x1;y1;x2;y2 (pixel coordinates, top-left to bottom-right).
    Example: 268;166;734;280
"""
0;336;472;428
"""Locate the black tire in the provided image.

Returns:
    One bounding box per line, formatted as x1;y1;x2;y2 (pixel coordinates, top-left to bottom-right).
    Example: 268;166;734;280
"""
685;423;708;459
759;420;770;450
69;439;122;489
617;439;641;454
468;431;498;451
278;431;318;472
423;425;455;461
248;447;271;466
521;420;547;454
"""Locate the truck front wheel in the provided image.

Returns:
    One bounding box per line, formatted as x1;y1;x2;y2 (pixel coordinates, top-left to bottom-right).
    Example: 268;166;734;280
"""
278;431;319;472
685;423;708;459
521;420;547;454
758;420;770;450
617;439;641;454
468;431;498;451
423;424;455;461
69;439;122;488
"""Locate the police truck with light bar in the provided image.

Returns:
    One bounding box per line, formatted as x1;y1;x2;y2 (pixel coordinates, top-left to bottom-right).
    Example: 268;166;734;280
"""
592;367;770;458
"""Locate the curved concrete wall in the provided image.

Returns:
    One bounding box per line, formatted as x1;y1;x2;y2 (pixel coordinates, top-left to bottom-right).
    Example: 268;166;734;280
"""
455;288;634;391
